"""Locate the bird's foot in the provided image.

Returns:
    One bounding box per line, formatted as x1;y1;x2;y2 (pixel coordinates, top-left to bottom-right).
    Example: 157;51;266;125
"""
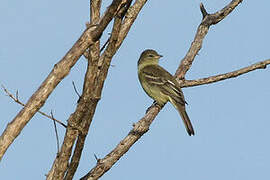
145;101;163;114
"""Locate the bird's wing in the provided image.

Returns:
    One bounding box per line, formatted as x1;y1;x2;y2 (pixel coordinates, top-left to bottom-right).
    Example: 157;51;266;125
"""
161;79;186;106
141;65;186;105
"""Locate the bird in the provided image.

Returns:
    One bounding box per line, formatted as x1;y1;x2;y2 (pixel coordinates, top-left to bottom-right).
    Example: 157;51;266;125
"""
137;49;194;136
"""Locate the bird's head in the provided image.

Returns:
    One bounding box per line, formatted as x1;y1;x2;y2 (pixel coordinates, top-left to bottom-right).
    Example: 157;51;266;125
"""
138;49;163;68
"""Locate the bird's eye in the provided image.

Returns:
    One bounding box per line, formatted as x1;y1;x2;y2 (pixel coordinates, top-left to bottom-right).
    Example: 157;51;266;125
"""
149;54;154;57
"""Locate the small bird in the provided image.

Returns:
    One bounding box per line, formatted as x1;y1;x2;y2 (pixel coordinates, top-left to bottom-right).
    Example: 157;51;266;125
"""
137;49;194;136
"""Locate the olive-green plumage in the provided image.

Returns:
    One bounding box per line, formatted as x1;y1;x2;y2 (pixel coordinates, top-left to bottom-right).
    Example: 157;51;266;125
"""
137;49;194;136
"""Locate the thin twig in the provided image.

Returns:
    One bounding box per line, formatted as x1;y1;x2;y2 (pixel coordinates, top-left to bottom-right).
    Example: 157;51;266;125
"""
51;111;60;154
200;3;209;18
16;90;18;100
93;154;99;163
100;33;111;52
1;85;67;128
72;81;81;98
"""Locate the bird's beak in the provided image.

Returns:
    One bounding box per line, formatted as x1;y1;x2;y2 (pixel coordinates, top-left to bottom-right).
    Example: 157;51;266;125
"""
158;54;163;58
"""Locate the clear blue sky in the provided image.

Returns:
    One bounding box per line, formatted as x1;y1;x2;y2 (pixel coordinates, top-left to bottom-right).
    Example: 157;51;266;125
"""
1;0;270;179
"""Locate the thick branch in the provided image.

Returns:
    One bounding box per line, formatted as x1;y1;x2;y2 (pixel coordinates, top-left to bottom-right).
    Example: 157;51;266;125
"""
64;1;102;179
81;1;242;179
66;2;132;179
181;59;270;88
116;0;147;49
45;1;129;179
76;9;130;180
46;55;101;180
47;1;132;179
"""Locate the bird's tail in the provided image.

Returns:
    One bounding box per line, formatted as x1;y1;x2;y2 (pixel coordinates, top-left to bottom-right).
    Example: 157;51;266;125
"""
174;102;195;136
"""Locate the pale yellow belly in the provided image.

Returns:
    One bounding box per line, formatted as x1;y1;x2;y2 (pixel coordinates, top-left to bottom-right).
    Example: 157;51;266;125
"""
141;81;169;105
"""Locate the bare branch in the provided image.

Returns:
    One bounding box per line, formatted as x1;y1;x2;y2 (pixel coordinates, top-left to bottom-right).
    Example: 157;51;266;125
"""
78;2;134;179
181;59;270;88
47;1;134;179
48;10;106;180
200;3;209;18
116;0;148;49
80;106;161;180
63;1;103;179
175;0;243;79
1;85;67;128
64;135;87;180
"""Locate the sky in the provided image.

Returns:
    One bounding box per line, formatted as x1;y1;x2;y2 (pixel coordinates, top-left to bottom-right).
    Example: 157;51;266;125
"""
1;0;270;179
